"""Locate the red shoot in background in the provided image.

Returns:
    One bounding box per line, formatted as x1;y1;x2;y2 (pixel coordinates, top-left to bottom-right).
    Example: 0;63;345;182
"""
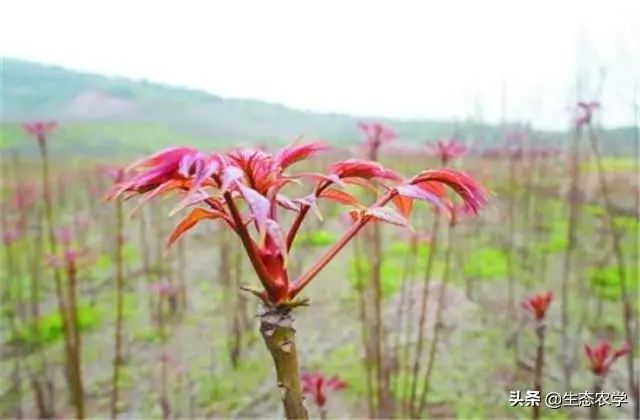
301;372;347;410
426;139;468;166
522;291;553;321
585;340;631;376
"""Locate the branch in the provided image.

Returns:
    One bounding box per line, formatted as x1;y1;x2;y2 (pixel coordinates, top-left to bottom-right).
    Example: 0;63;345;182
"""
285;180;331;251
223;192;274;296
289;190;396;298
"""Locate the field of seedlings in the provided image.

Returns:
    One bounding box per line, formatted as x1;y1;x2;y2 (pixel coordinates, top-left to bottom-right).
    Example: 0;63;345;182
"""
1;110;638;419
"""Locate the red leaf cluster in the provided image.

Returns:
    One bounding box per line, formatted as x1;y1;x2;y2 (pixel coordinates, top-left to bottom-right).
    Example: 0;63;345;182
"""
301;372;347;408
575;101;600;126
426;139;467;165
23;120;58;144
109;138;487;306
521;290;553;321
584;340;631;376
358;122;396;158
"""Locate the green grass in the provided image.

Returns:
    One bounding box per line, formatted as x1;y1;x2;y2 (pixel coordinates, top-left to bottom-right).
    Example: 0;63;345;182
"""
298;229;338;247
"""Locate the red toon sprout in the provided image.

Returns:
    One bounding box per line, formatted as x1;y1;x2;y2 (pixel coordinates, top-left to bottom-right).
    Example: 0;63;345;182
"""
426;139;468;165
46;248;90;269
521;291;554;321
23;120;58;146
301;372;347;408
575;101;600;126
584;340;631;376
109;141;488;306
358;121;396;159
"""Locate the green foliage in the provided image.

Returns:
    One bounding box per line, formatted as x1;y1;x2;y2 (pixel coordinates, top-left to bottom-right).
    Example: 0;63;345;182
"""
463;247;508;280
456;399;487;419
123;244;141;263
88;253;113;278
87;245;139;279
532;219;568;254
585;204;605;217
590;266;621;301
133;327;164;343
348;257;403;297
348;256;368;291
589;265;639;301
3;274;32;304
614;215;639;231
12;305;101;345
388;241;430;258
298;230;338;247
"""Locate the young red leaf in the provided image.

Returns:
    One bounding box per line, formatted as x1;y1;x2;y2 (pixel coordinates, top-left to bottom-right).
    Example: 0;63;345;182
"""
329;159;401;181
237;183;271;235
319;188;362;207
276;194;299;211
396;184;450;214
412;168;487;214
293;172;347;189
167;208;227;247
274;141;329;170
221;165;244;192
169;190;215;216
129;179;191;216
342;177;379;193
126;146;196;172
365;206;412;229
23;120;58;136
295;194;323;220
264;219;288;267
392;193;414;218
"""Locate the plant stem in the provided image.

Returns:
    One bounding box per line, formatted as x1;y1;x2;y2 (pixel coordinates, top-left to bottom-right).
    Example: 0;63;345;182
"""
506;151;517;321
319;407;328;420
30;208;55;417
416;220;453;416
111;195;125;418
371;221;392;417
391;239;414;411
158;299;171;419
532;322;545;420
67;259;85;418
590;376;604;420
408;213;440;416
259;305;308;419
587;125;639;418
561;125;582;389
38;139;78;411
353;237;375;417
219;229;240;368
2;223;23;418
139;208;154;318
291;191;396;298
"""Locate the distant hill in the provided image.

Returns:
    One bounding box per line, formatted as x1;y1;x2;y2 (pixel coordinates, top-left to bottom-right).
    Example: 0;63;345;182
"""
1;58;636;156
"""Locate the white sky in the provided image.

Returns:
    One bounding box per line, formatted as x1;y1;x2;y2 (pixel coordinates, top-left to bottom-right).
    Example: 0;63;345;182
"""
1;0;639;129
